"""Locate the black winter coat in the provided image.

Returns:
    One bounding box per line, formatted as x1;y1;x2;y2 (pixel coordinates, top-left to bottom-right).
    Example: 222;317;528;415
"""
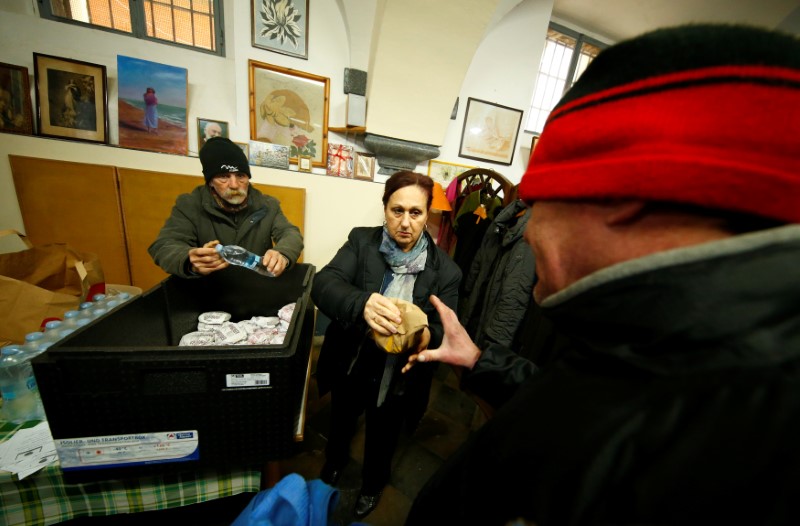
312;227;461;422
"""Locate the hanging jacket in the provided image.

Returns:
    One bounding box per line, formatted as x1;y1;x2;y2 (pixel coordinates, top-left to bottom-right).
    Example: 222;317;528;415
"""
458;199;535;349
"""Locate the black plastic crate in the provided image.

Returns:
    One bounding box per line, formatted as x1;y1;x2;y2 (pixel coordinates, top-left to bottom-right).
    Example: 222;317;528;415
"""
32;263;315;479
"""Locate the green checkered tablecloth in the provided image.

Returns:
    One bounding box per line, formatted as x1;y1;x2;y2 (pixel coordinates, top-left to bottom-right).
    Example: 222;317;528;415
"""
0;420;261;526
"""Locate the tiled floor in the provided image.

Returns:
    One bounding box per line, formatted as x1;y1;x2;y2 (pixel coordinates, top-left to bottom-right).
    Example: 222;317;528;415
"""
274;336;484;525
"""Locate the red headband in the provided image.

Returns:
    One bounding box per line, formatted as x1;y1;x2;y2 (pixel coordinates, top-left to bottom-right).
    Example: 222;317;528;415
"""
519;65;800;223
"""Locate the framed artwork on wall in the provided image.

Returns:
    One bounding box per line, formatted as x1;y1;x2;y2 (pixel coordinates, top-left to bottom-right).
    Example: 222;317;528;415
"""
197;118;229;153
249;140;290;170
458;97;523;165
0;62;34;135
354;152;375;181
297;155;312;172
252;0;309;59
117;55;188;155
249;60;329;167
33;53;108;144
234;141;250;159
427;159;476;186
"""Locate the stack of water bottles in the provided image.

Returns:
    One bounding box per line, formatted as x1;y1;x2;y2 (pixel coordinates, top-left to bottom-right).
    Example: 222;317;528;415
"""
0;291;133;423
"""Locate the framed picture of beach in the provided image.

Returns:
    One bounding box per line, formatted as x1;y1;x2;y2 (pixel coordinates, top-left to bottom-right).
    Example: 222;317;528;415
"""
33;53;108;144
197;118;229;153
0;62;34;136
117;55;188;155
252;0;309;59
459;97;523;165
249;60;329;167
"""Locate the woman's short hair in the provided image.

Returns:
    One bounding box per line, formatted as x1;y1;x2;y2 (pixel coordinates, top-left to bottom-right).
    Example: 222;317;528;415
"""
382;171;434;209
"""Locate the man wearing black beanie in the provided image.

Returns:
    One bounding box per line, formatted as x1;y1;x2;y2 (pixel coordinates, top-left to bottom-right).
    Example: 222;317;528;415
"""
149;137;303;278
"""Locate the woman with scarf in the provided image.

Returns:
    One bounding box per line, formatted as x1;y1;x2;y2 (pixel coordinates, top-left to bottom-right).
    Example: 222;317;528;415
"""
311;171;461;520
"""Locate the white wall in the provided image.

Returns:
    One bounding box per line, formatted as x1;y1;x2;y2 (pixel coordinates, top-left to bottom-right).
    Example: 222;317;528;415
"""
0;0;553;273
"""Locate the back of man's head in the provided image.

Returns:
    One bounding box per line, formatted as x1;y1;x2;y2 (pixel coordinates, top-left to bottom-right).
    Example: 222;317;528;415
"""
519;24;800;225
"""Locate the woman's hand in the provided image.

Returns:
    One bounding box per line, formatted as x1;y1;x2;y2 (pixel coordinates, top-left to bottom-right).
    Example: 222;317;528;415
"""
402;295;481;373
189;240;229;275
364;293;402;336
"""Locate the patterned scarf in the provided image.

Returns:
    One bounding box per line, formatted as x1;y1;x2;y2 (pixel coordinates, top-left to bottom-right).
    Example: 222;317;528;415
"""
378;226;428;301
209;186;249;214
375;226;428;406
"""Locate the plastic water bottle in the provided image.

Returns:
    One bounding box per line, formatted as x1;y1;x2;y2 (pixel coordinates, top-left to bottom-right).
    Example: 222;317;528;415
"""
0;347;46;423
215;244;275;277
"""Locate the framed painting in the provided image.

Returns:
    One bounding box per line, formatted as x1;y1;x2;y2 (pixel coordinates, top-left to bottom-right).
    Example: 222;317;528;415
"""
33;53;108;144
354;152;375;181
117;55;188;155
427;160;475;186
252;0;309;59
249;60;329;167
297;155;312;172
249;140;290;170
0;62;33;135
459;97;523;165
197;118;229;153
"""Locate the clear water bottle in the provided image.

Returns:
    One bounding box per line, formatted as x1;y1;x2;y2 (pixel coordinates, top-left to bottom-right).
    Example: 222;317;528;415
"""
215;244;275;277
0;348;46;423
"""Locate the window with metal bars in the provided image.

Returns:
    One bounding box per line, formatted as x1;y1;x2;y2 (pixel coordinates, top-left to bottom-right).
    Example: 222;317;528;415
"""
525;22;606;134
39;0;224;56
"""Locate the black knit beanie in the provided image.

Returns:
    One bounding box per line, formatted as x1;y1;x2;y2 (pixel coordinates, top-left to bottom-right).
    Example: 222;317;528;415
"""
200;137;251;183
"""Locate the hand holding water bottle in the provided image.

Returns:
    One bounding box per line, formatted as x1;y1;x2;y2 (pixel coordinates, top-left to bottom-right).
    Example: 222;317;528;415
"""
216;244;289;277
189;239;229;276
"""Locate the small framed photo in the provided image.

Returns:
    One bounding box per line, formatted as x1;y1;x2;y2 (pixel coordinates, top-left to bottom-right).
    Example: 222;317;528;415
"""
327;143;354;178
252;0;309;60
234;141;250;159
249;140;290;170
33;53;108;144
197;118;229;152
249;60;329;167
354;152;375;181
459;97;523;165
0;62;34;135
427;159;475;186
297;155;312;172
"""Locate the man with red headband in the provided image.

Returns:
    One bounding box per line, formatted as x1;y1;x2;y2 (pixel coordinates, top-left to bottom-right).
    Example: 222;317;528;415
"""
404;24;800;524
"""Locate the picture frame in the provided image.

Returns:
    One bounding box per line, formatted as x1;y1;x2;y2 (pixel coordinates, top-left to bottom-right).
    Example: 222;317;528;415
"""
249;140;290;170
33;53;108;144
234;141;250;159
427;159;476;186
0;62;34;136
117;55;188;155
458;97;523;165
249;60;329;167
252;0;309;59
197;118;229;153
326;143;354;178
354;152;375;181
297;155;312;172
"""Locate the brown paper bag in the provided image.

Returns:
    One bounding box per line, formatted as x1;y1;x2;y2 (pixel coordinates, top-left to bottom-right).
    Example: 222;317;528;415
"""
372;298;428;354
0;242;105;345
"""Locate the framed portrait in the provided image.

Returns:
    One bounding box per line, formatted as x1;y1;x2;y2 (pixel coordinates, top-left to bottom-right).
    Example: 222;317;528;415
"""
252;0;309;59
427;159;476;186
33;53;108;144
234;141;250;159
249;140;290;170
354;152;375;181
0;62;34;135
459;97;523;165
197;118;229;153
249;60;329;167
117;55;188;155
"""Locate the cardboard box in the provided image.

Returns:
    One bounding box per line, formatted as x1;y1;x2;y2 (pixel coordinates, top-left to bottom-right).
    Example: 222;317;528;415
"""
33;264;315;479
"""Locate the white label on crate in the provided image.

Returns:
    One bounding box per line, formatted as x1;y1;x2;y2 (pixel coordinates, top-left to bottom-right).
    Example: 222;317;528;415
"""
226;373;270;388
55;430;199;471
